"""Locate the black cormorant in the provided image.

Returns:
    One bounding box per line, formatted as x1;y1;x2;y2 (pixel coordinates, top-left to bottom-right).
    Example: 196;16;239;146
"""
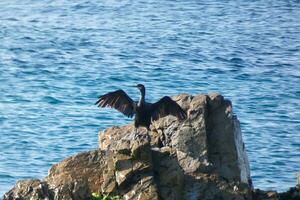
95;84;186;132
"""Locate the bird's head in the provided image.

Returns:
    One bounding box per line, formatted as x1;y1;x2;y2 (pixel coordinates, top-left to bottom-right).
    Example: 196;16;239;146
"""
135;84;145;94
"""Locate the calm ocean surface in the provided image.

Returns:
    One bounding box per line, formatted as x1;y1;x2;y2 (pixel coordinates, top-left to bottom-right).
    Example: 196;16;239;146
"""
0;0;300;196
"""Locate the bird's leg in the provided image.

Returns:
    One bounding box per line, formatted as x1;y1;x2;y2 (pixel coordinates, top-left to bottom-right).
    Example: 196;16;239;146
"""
134;127;138;139
146;126;151;142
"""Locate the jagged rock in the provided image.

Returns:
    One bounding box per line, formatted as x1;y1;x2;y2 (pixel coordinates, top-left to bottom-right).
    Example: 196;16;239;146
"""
98;93;253;199
152;147;184;200
153;94;251;184
278;186;300;200
252;185;300;200
5;93;297;200
109;132;159;199
45;150;105;199
3;179;52;200
252;189;279;200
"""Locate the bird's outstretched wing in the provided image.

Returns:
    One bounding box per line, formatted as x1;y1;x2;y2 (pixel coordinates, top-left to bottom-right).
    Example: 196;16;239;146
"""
151;96;187;121
95;89;135;118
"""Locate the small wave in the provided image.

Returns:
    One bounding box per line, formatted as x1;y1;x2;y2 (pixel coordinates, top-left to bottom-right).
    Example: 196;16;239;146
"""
0;116;7;122
22;36;34;40
215;56;228;62
42;96;63;104
11;58;27;64
230;57;244;63
5;17;18;21
0;174;14;179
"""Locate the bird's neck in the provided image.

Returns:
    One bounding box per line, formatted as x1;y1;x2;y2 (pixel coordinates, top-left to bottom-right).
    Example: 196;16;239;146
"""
138;90;145;107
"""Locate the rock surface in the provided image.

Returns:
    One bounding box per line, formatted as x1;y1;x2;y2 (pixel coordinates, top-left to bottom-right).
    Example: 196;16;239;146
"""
3;94;299;200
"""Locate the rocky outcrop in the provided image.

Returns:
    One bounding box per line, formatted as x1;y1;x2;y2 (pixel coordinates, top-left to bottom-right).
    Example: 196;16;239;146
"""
252;186;300;200
3;93;299;200
98;93;253;200
3;179;53;200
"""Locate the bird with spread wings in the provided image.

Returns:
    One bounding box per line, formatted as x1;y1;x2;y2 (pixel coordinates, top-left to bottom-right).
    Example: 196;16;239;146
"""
95;84;186;133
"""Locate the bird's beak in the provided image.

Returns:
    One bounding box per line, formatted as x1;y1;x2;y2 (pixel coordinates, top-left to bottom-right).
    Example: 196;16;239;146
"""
130;85;137;87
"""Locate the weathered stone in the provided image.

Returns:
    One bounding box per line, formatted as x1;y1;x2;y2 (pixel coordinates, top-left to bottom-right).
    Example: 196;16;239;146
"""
101;153;117;193
206;93;251;185
252;189;279;200
252;185;300;200
151;94;209;169
50;180;90;200
176;150;212;173
97;93;253;200
123;176;159;200
3;179;52;200
278;186;300;200
152;94;251;185
45;150;105;197
182;174;252;200
111;132;159;199
152;147;184;200
6;93;298;200
99;125;136;151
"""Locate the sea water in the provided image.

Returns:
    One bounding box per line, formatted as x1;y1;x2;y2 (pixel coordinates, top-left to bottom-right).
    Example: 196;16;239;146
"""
0;0;300;196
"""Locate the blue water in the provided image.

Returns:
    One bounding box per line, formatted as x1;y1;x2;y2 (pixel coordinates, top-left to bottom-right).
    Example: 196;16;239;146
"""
0;0;300;196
